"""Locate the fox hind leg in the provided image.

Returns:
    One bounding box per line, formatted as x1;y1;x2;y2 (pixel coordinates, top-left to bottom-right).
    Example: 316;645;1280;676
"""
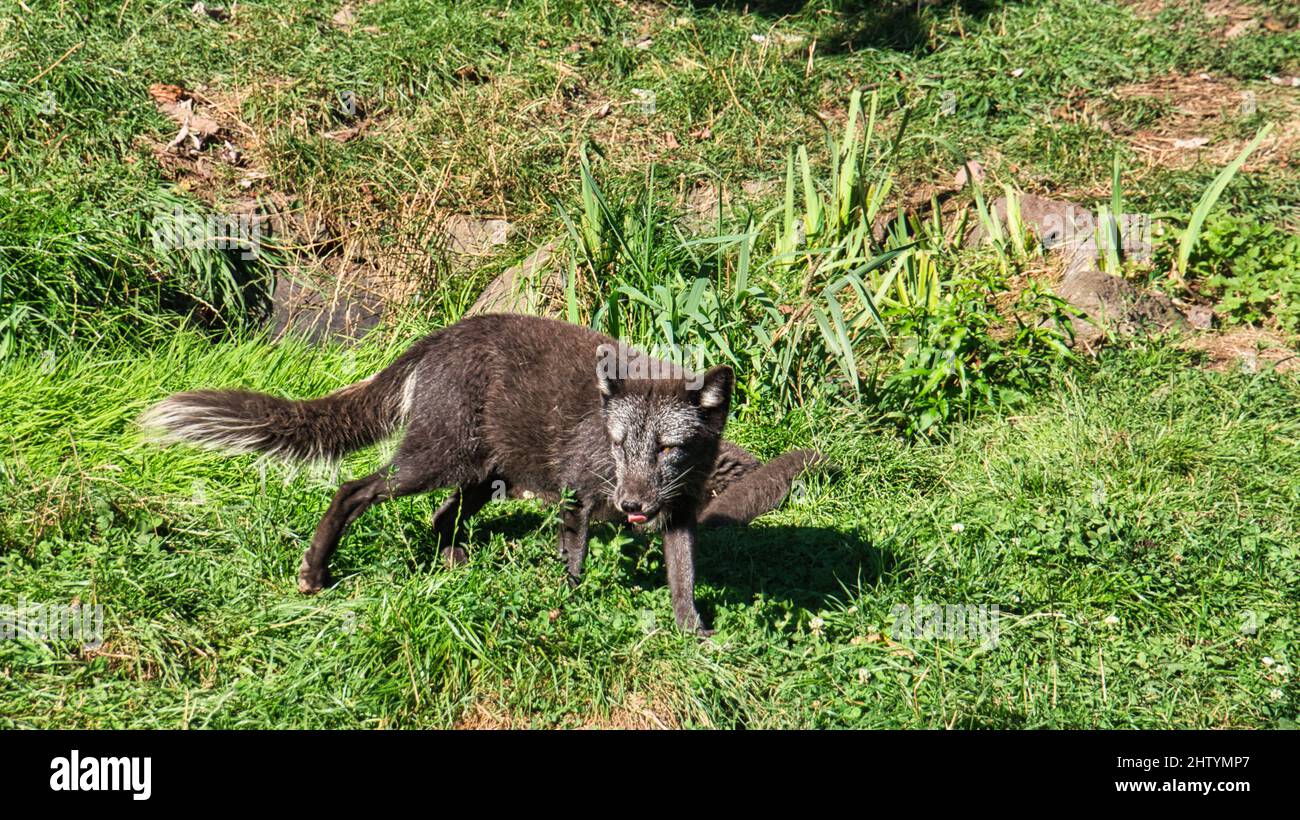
430;478;497;567
296;356;491;592
298;460;457;593
299;471;389;593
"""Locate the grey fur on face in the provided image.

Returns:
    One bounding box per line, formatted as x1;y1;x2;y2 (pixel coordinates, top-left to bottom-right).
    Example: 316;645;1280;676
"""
603;393;710;524
595;342;733;527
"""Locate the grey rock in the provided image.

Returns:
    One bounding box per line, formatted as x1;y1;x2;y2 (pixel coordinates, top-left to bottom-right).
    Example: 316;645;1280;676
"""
467;241;563;317
966;193;1187;344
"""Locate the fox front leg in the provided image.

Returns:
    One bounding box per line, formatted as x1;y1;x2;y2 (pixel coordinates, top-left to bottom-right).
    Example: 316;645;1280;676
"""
662;523;711;636
557;498;592;585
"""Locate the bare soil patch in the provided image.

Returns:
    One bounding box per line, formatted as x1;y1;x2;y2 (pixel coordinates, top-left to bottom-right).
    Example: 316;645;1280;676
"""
141;79;522;341
454;691;683;729
1108;73;1300;172
1123;0;1298;38
1181;325;1300;373
144;82;260;196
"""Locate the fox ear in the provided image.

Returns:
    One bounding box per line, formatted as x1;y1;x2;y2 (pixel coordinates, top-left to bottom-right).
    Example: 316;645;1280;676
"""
693;364;733;414
595;344;622;399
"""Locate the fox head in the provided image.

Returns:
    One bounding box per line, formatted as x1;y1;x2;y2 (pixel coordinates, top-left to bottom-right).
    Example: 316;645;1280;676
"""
595;344;733;527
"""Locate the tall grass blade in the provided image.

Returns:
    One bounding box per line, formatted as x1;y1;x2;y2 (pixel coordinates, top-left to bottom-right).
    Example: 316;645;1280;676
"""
1177;123;1273;276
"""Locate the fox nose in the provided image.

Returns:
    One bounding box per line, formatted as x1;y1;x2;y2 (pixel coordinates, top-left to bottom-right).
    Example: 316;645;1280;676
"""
619;500;643;514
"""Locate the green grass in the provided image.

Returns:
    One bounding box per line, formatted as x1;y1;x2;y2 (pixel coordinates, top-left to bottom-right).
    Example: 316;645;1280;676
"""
4;0;1296;357
1;0;1298;728
1;329;1296;728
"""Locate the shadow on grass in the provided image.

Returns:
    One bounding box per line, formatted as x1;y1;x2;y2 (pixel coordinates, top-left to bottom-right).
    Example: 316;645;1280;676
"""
402;504;895;626
687;0;1002;55
403;504;553;568
616;523;895;625
700;524;892;617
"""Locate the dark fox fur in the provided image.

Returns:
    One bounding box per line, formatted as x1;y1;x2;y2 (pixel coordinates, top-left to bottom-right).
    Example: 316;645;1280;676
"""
700;443;826;529
141;313;824;634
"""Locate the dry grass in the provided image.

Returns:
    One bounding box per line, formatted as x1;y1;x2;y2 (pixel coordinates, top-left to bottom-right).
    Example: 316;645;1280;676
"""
1181;324;1300;372
1110;73;1300;172
454;691;685;729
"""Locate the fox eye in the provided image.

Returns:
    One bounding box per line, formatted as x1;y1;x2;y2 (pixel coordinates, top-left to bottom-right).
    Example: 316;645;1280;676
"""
659;445;681;457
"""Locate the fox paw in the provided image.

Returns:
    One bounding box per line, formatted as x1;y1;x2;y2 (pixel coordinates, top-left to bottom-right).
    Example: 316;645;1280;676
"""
297;569;329;594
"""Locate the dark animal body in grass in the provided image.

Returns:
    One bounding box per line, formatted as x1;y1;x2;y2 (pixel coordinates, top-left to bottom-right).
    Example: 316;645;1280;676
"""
141;313;824;634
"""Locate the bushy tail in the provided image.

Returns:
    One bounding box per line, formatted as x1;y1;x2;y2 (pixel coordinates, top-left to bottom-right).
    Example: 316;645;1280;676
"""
699;445;829;528
139;359;419;462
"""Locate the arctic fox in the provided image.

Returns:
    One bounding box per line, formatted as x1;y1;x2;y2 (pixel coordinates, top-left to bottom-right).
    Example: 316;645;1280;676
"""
141;314;822;634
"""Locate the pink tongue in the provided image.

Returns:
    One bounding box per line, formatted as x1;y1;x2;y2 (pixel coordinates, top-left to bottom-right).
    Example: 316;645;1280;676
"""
627;513;648;524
